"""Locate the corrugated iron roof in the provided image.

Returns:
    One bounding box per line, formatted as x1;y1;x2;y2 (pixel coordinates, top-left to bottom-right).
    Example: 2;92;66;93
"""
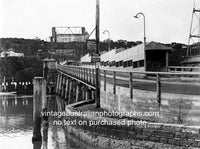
43;58;56;62
145;41;171;51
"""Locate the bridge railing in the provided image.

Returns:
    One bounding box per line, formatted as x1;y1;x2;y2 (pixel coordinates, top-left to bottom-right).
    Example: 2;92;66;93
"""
57;64;200;100
101;67;200;104
57;64;200;124
167;66;200;72
57;65;97;87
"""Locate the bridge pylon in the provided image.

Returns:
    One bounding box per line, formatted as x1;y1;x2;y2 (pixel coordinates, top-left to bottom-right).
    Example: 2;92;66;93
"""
187;0;200;57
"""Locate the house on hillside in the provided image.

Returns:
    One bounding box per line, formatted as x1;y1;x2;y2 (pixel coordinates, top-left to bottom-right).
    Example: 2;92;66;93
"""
0;48;24;58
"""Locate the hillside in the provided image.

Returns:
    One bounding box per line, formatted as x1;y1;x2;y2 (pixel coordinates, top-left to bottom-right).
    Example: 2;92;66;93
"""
0;38;187;83
0;57;43;83
0;38;50;57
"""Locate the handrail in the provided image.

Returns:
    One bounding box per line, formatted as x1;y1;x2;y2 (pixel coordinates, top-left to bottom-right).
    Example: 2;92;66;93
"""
167;66;200;73
58;65;200;76
56;64;200;111
56;64;200;125
100;67;200;76
168;66;200;69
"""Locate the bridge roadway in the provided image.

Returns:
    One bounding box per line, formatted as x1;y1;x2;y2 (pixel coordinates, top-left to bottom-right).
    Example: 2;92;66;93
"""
57;65;200;95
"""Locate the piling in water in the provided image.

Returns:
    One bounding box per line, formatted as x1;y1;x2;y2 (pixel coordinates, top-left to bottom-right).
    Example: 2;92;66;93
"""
32;77;47;142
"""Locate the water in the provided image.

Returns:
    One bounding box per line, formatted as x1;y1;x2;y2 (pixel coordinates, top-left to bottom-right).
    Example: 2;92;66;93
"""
0;94;97;149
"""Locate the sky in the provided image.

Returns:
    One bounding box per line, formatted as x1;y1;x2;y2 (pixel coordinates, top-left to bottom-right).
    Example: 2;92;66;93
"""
0;0;197;43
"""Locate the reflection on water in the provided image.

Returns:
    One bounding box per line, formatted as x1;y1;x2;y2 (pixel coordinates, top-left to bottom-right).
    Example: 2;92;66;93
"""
0;95;32;138
0;94;101;149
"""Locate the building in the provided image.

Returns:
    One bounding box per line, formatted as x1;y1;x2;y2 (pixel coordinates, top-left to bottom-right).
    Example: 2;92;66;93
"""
0;49;24;58
81;41;171;72
182;43;200;67
50;26;89;63
51;27;89;43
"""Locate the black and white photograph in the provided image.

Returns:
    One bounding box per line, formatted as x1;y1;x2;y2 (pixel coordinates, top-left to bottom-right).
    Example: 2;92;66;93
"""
0;0;200;148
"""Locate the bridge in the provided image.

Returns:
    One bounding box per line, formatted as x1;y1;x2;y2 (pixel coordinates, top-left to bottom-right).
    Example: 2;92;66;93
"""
53;64;200;125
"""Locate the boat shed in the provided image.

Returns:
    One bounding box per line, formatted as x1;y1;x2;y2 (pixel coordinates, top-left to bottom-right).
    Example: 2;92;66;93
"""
80;41;172;72
145;41;172;71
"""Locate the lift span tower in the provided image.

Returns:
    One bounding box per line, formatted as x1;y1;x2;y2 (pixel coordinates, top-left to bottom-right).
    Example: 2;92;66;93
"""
183;0;200;66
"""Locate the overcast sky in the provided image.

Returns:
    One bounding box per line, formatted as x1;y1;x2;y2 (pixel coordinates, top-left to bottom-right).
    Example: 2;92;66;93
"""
0;0;197;43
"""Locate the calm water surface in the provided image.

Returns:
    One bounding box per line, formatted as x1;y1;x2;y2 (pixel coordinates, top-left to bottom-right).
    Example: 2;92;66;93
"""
0;94;97;149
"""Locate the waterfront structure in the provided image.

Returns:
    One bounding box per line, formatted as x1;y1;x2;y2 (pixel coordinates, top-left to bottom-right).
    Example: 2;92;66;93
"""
33;0;200;147
54;64;200;124
43;58;57;94
40;49;200;148
49;26;89;64
0;49;24;58
182;42;200;67
50;26;89;43
81;41;171;72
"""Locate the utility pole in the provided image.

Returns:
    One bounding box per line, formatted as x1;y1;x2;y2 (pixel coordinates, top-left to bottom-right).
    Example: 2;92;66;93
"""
95;0;100;108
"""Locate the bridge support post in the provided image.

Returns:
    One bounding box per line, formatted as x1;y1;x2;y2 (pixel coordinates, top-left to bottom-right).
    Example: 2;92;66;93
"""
85;87;89;101
92;69;95;85
57;75;59;94
61;76;66;98
89;68;92;84
72;80;76;103
81;85;85;101
58;74;62;95
68;79;73;104
92;90;95;101
90;89;93;101
65;78;69;101
56;74;60;94
156;74;161;108
32;77;46;142
60;75;64;95
76;83;80;102
89;88;93;101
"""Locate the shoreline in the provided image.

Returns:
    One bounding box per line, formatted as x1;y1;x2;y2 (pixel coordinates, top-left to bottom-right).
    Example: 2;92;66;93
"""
58;101;200;149
0;91;16;95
